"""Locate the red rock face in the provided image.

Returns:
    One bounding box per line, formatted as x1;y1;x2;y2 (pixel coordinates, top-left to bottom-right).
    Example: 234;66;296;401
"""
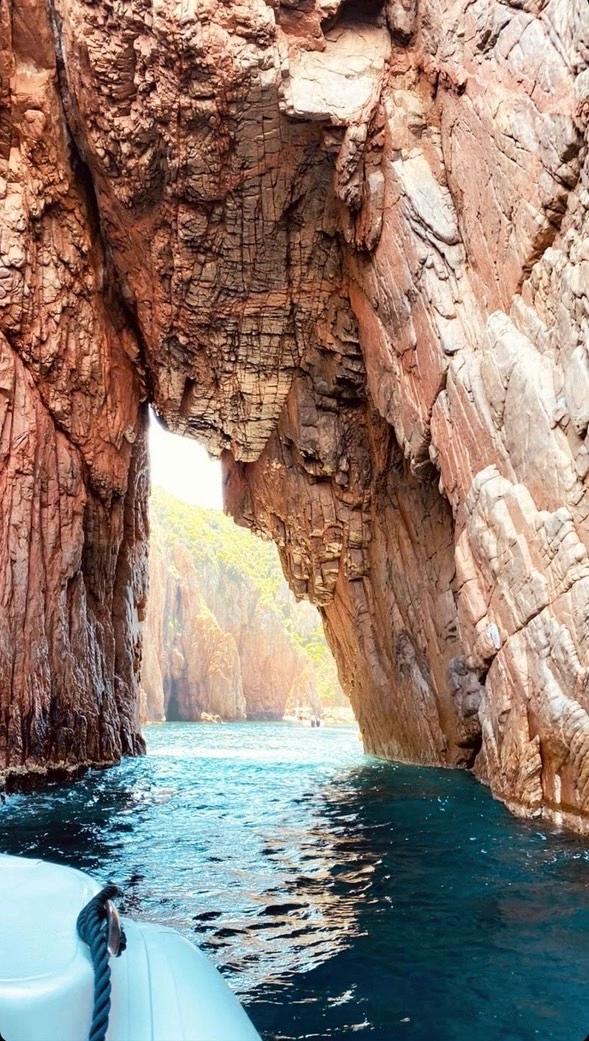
0;0;147;784
140;535;248;723
2;0;588;828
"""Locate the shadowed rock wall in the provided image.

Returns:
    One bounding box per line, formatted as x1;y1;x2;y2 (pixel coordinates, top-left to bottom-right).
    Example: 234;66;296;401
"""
1;0;588;827
0;0;147;783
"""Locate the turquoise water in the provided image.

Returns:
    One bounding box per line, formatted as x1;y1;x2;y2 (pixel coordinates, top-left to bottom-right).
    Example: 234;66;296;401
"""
1;722;589;1040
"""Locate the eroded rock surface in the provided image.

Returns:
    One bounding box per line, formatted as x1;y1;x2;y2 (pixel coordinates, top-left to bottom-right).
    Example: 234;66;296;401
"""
0;0;147;784
2;0;589;827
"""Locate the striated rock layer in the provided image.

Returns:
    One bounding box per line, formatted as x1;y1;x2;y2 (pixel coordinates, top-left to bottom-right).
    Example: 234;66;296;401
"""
1;0;588;827
0;0;147;786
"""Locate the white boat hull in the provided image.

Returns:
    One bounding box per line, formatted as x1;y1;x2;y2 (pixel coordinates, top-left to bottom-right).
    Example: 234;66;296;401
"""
0;855;261;1041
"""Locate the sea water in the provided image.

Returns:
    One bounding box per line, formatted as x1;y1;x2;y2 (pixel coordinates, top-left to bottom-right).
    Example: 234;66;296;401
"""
1;722;588;1041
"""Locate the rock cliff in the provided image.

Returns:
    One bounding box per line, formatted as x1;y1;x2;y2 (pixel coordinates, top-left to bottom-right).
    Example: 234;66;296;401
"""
1;0;588;828
140;533;247;722
141;488;344;721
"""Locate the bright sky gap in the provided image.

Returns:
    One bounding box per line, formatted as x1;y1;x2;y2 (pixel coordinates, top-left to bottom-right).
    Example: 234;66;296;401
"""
149;408;223;511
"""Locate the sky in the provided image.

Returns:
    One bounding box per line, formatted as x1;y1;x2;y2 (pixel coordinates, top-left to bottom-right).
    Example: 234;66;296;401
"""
148;410;223;510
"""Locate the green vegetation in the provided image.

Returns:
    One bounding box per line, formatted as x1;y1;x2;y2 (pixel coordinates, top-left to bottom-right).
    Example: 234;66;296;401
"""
150;487;345;707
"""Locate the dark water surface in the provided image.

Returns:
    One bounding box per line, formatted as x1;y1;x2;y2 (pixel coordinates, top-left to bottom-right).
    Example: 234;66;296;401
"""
1;722;589;1041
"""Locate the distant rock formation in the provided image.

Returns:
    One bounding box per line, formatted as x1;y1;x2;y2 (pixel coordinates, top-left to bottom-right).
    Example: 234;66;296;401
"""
141;536;246;722
140;490;346;722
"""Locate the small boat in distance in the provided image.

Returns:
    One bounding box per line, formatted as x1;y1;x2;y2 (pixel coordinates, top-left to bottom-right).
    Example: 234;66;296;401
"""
0;855;261;1041
285;706;322;727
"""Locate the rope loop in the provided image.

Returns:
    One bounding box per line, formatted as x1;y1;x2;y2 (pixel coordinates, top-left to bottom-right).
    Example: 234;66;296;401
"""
77;884;127;1041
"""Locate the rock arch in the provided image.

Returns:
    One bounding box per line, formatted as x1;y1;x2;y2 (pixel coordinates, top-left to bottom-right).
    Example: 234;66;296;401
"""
1;0;588;827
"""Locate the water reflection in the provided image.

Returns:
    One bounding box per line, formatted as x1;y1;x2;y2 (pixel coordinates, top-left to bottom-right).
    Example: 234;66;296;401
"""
1;723;589;1041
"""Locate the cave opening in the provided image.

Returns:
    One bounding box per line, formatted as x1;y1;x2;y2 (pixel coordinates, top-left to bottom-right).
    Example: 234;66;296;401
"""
142;409;350;730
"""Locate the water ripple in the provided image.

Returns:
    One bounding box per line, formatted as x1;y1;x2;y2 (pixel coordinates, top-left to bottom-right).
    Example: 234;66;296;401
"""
1;722;589;1041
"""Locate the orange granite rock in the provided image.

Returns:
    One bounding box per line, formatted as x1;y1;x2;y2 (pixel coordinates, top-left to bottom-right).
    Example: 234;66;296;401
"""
0;0;147;782
140;536;247;722
2;0;588;828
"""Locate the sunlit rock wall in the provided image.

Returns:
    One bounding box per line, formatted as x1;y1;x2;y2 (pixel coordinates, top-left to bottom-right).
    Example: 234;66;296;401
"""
2;0;588;827
140;534;247;722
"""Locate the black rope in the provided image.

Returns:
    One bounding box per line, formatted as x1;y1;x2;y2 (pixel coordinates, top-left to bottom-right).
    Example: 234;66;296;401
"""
77;884;127;1041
